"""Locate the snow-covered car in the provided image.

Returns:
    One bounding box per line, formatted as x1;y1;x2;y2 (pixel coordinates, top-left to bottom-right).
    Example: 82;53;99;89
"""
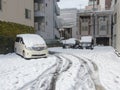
61;38;77;48
79;36;94;49
14;34;48;59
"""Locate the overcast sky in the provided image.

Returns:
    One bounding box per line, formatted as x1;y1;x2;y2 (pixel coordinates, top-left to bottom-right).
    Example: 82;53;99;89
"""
58;0;89;9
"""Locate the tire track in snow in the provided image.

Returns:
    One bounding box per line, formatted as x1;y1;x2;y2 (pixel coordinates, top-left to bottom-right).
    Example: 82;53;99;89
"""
18;62;57;90
61;54;95;90
69;54;106;90
48;54;73;90
18;54;73;90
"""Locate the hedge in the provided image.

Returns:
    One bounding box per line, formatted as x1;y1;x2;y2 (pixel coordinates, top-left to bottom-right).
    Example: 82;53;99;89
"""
0;21;35;54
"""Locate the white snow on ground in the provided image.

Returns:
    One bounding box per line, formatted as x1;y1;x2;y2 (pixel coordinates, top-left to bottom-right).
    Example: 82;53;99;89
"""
0;46;120;90
0;54;56;90
49;46;120;90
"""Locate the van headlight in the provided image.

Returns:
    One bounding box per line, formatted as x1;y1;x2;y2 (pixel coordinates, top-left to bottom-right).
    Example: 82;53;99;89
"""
26;47;33;50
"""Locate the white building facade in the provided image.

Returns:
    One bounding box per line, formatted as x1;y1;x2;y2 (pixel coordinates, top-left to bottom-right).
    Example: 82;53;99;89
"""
34;0;60;42
58;8;79;39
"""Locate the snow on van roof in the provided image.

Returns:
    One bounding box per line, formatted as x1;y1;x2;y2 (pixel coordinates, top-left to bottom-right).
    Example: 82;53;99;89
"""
17;34;46;47
80;36;92;43
62;38;76;44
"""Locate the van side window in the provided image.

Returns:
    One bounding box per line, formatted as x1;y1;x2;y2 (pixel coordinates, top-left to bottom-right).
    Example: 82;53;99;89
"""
15;37;20;42
19;38;24;44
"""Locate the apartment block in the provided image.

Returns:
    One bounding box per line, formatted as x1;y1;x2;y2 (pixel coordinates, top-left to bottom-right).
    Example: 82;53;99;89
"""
0;0;34;27
86;0;111;11
78;10;112;46
34;0;60;42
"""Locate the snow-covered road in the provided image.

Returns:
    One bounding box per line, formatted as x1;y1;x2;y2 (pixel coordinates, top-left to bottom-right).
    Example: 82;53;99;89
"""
0;46;120;90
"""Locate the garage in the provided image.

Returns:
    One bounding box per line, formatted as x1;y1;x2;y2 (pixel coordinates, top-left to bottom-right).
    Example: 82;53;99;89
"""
96;37;109;46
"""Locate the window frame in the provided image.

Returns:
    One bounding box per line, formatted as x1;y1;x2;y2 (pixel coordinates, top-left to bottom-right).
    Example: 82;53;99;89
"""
25;9;31;19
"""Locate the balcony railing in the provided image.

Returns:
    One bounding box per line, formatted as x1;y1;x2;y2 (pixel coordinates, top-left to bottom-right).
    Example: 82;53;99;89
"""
34;3;45;17
34;10;45;17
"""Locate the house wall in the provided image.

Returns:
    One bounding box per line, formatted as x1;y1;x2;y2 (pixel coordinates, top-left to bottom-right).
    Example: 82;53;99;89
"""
0;0;34;27
113;0;120;52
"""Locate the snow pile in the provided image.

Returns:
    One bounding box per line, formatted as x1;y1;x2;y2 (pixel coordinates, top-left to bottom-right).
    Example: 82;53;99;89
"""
17;34;46;47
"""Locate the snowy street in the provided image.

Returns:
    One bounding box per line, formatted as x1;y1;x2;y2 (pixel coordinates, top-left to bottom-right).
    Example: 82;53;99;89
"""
0;46;120;90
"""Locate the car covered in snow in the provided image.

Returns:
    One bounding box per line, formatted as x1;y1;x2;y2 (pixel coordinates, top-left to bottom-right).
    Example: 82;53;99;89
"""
61;38;79;48
14;34;48;59
79;36;94;49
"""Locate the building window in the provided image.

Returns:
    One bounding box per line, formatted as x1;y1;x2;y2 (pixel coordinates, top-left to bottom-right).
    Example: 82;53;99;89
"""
46;3;47;7
0;0;2;10
82;26;88;31
25;9;31;19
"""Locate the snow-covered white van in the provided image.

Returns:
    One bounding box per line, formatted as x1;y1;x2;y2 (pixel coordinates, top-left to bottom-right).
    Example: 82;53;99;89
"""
14;34;48;59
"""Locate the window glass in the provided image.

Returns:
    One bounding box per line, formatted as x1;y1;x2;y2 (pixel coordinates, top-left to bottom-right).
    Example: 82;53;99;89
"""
25;9;31;19
15;37;20;42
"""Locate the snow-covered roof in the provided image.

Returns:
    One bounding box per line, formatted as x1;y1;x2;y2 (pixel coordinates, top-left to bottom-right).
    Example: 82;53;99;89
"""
62;38;76;44
17;34;46;47
80;36;92;43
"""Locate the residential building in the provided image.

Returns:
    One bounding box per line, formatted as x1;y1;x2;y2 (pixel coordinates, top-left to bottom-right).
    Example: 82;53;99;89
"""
58;8;79;39
111;0;120;52
86;0;99;11
34;0;60;42
86;0;111;11
0;0;34;27
77;10;112;46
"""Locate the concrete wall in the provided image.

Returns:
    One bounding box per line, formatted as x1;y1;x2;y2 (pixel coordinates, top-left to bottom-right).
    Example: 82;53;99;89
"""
113;0;120;52
0;0;34;27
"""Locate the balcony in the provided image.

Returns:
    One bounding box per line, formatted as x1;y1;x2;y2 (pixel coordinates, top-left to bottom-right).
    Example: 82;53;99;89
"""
34;3;45;17
34;10;45;17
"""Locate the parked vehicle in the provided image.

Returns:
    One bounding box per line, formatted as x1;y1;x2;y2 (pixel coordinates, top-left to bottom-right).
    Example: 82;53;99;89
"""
79;36;94;49
61;38;77;48
14;34;48;59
